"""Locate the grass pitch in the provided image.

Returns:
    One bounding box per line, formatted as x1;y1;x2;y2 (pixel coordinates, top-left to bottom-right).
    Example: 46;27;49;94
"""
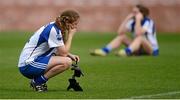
0;31;180;99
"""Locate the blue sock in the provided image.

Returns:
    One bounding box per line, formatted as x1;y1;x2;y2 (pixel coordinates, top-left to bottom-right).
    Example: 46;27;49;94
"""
102;46;112;54
125;47;132;55
152;49;159;56
33;75;48;85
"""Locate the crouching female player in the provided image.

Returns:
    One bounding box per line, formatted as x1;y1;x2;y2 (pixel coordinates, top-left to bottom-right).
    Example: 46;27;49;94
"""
91;4;159;57
18;10;80;92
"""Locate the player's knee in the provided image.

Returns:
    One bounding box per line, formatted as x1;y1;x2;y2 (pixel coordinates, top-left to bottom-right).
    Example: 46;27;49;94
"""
63;57;72;69
118;34;125;40
135;36;144;42
119;34;125;37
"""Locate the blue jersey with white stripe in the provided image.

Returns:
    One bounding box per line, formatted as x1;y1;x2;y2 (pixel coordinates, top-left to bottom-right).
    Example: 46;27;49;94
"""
126;17;159;50
18;22;64;67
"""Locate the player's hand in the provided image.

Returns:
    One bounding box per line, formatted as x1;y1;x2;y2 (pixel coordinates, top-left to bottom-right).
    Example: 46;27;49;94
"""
126;13;135;20
135;12;143;21
68;54;80;62
68;27;77;37
68;22;78;34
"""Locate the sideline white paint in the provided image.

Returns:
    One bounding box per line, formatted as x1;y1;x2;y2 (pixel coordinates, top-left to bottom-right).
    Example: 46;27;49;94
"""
128;91;180;99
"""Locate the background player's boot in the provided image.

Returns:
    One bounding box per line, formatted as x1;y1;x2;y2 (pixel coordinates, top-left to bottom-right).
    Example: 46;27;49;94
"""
67;78;83;91
116;49;128;57
90;49;107;56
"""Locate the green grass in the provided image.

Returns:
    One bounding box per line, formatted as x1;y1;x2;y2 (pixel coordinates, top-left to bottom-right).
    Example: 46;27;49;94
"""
0;31;180;99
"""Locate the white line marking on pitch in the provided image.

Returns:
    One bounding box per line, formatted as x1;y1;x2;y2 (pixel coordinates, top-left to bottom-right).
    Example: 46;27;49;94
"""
128;91;180;99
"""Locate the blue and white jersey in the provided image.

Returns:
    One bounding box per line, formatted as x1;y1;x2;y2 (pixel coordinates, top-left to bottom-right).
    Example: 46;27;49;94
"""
126;17;159;51
18;22;64;67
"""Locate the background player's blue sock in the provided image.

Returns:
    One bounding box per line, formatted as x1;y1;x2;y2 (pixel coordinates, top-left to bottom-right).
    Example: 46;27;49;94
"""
125;47;132;55
152;49;159;56
33;75;48;85
102;45;112;54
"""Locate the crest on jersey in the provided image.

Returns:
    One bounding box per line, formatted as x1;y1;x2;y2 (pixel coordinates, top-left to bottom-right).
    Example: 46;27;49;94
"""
56;34;62;41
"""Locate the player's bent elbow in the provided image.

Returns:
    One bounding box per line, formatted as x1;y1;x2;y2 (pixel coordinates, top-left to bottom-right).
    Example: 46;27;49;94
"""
135;28;146;36
117;29;125;35
58;51;68;57
135;31;144;36
118;32;125;36
57;46;69;57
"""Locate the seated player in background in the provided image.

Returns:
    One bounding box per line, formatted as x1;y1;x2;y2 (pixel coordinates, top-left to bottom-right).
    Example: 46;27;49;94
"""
18;10;80;92
91;4;159;57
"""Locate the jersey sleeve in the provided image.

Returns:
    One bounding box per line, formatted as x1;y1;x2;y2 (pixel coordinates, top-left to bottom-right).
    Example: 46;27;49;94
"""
125;19;134;32
142;20;150;32
48;27;64;48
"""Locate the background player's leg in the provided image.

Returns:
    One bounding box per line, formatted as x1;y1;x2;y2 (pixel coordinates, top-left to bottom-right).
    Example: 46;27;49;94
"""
125;36;152;55
91;34;131;56
107;34;131;49
128;36;143;52
141;38;153;55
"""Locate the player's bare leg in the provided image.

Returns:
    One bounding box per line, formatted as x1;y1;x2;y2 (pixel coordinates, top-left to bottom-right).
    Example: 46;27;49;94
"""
30;56;72;92
44;56;72;79
90;34;131;56
118;36;152;56
128;36;152;54
108;34;131;49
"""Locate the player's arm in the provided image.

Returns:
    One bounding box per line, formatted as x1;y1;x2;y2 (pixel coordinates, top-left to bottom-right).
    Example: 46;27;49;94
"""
64;27;80;62
55;46;80;62
135;13;147;36
117;13;134;35
47;27;69;57
56;49;80;63
56;41;80;62
56;27;76;56
56;46;68;57
64;27;77;51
